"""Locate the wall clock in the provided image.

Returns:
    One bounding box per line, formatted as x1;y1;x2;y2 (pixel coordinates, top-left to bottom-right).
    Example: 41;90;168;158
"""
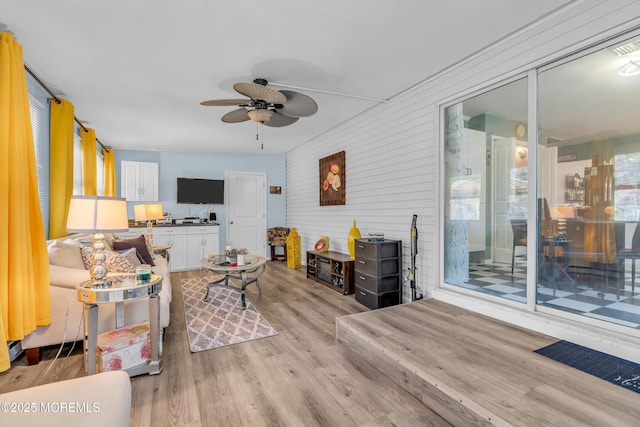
515;124;526;139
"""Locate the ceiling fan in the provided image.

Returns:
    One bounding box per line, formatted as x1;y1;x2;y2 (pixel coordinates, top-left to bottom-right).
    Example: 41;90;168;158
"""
200;78;318;127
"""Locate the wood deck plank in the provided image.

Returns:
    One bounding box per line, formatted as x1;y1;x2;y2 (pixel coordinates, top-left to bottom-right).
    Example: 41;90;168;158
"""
337;299;640;426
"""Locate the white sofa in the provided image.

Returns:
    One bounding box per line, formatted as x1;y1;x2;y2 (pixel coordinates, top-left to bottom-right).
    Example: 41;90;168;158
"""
0;371;131;426
21;233;172;364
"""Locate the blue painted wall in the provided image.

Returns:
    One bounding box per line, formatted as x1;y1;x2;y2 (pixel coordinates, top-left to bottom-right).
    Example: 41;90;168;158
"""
114;150;286;249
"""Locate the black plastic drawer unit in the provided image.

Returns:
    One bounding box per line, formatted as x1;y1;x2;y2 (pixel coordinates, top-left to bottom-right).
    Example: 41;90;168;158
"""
354;239;402;310
354;270;401;294
355;285;401;310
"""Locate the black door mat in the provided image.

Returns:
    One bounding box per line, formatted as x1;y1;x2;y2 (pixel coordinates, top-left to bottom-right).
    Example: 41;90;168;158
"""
534;340;640;394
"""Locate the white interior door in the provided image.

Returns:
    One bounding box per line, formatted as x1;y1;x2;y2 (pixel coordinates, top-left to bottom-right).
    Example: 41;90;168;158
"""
492;136;515;264
539;145;558;204
226;172;267;257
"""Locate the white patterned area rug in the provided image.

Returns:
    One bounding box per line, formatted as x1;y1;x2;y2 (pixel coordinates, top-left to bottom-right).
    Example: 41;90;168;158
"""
181;277;277;352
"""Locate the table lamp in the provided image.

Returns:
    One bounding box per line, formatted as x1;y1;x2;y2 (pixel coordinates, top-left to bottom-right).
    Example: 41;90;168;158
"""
551;204;576;238
134;203;163;246
66;196;129;287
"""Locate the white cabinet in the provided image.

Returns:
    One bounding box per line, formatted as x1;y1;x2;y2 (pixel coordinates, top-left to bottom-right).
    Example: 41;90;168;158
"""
152;227;188;271
121;161;159;201
186;226;220;270
140;225;220;272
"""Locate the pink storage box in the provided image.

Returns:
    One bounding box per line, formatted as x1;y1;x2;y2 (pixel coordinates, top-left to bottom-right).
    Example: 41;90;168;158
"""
97;321;151;373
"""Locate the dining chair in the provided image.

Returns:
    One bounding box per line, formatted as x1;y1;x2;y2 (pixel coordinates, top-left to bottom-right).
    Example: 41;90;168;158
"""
511;219;527;274
616;222;640;297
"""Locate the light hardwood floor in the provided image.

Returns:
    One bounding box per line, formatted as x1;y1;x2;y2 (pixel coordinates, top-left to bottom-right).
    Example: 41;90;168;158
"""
0;262;450;426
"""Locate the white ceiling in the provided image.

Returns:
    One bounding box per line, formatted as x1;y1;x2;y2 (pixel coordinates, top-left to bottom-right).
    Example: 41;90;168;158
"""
1;1;571;154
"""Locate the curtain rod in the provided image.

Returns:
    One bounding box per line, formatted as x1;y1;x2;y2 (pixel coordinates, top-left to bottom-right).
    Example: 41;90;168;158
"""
24;65;109;152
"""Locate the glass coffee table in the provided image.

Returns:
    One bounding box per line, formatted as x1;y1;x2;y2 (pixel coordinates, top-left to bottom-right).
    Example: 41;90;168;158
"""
200;254;267;309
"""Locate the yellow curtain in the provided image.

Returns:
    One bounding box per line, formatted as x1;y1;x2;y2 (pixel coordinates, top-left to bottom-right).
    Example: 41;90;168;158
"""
49;98;74;239
103;147;116;196
81;127;97;195
0;32;51;372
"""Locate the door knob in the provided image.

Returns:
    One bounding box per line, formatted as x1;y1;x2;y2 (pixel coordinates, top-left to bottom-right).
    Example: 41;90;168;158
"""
230;221;234;224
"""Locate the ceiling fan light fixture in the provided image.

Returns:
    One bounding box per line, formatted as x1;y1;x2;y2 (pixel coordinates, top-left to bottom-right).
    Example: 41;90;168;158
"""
202;77;317;127
247;109;275;123
618;59;640;77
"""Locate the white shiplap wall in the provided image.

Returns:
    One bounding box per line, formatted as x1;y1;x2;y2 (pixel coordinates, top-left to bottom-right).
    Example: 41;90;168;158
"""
287;92;435;303
287;0;640;308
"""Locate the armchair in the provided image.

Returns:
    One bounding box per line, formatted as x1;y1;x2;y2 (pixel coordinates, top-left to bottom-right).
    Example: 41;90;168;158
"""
268;227;289;261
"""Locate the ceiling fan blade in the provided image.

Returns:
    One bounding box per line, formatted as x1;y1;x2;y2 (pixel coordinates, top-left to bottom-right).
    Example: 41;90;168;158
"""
279;90;318;117
221;108;250;123
263;111;299;127
200;98;249;107
234;82;286;104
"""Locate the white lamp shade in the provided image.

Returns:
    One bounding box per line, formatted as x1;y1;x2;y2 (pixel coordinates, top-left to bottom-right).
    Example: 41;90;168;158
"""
66;196;129;233
134;203;164;222
550;204;576;219
134;204;146;222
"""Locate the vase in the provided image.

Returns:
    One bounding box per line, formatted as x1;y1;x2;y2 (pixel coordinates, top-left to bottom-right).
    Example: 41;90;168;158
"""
286;228;302;269
347;219;362;259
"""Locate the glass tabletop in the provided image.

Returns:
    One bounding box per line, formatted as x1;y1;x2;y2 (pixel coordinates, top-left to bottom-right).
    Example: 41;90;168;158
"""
202;254;266;271
77;274;162;303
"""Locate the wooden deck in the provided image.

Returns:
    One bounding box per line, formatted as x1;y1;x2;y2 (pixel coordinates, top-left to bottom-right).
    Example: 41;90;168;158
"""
336;299;640;427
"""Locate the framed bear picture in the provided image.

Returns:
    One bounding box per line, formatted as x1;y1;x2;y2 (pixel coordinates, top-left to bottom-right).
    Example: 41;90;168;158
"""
319;151;345;206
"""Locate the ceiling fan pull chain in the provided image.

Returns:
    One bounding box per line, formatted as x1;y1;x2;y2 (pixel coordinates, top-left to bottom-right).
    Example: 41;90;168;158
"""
259;123;264;150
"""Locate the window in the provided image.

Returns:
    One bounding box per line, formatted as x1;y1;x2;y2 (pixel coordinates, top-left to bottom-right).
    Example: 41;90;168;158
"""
75;130;105;196
73;132;82;195
29;97;45;208
29;95;49;234
613;152;640;221
97;148;105;196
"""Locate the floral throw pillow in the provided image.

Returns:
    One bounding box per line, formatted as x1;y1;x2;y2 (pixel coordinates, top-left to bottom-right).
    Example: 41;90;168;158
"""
80;247;138;273
115;247;142;268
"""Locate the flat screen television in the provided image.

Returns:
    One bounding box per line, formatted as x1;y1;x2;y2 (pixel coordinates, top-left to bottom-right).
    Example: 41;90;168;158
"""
177;177;224;204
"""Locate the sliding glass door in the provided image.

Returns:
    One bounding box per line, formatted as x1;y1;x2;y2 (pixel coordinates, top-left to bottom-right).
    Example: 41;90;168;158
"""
443;31;640;328
536;34;640;327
